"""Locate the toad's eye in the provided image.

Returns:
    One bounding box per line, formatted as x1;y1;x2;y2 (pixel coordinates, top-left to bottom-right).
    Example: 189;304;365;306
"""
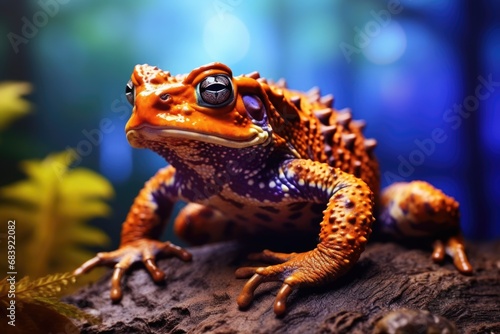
197;75;233;107
125;80;135;106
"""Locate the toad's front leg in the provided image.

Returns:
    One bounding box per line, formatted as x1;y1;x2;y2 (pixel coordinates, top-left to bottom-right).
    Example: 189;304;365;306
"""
236;159;374;316
74;166;192;301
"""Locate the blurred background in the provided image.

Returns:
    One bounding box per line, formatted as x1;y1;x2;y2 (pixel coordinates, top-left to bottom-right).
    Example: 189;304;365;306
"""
0;0;498;266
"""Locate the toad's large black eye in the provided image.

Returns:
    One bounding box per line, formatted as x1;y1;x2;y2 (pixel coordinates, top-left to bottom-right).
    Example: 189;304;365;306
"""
197;75;233;107
125;80;135;106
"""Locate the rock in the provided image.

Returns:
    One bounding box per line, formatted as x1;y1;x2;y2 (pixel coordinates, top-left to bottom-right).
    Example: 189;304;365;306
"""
373;309;456;334
66;241;500;334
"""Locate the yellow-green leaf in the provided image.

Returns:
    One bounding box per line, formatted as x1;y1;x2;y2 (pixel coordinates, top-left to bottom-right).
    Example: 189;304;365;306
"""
61;168;114;199
59;199;112;222
0;150;114;276
0;179;41;206
0;81;33;130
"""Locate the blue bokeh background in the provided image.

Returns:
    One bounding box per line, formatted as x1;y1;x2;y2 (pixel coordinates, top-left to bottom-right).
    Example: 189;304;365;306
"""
1;0;499;245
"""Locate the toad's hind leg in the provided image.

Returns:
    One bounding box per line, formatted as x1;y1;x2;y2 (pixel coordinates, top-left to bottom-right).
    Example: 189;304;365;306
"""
173;203;245;245
379;181;472;274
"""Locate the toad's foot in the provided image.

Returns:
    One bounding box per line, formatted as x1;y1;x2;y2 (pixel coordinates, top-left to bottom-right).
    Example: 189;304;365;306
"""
432;235;473;275
74;239;192;301
236;248;342;316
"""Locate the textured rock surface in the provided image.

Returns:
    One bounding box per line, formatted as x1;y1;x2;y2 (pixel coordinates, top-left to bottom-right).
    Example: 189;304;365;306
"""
67;241;500;334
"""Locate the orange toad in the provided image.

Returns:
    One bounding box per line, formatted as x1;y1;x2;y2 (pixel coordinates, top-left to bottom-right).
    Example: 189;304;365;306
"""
75;63;472;316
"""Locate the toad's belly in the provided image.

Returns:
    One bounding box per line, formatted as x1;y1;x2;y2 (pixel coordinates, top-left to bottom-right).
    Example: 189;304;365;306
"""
200;191;325;236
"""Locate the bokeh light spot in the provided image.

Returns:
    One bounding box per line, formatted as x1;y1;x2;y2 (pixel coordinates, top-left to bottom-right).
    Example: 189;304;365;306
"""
362;21;407;65
203;14;250;65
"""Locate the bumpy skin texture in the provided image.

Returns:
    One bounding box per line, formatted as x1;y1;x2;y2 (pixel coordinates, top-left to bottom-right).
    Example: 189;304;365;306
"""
75;62;472;316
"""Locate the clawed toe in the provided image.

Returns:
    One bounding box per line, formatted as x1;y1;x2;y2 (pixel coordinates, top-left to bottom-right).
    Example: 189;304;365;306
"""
235;266;259;278
274;284;294;316
237;273;265;309
236;271;297;316
143;258;166;282
74;256;104;276
110;267;127;301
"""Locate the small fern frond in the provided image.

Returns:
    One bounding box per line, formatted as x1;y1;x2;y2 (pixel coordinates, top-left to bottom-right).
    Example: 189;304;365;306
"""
15;272;76;299
0;273;100;333
0;150;113;278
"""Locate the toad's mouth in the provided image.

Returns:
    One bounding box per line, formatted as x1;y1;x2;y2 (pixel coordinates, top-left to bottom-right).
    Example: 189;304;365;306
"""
126;125;270;149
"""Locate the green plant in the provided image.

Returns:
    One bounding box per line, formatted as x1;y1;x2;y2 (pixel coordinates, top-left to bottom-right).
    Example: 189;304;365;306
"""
0;80;114;329
0;272;100;333
0;150;113;277
0;81;33;131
